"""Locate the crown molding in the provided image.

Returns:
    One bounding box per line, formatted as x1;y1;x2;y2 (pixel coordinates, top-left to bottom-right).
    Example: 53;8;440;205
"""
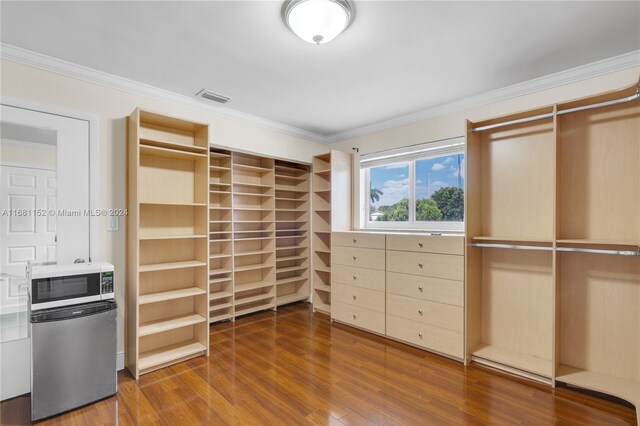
2;43;638;146
323;50;640;143
0;43;326;144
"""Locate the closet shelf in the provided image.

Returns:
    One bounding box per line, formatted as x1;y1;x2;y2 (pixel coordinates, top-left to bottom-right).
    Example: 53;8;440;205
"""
209;190;231;195
233;163;273;173
234;264;274;273
472;236;553;245
314;169;331;176
277;265;308;274
555;365;640;404
139;313;207;337
209;254;232;259
210;238;232;243
275;197;307;202
209;165;231;172
210;269;233;275
139;260;207;273
233;192;272;198
276;255;307;262
235;281;274;292
275;164;307;173
235;293;275;306
210;291;234;301
209;277;232;284
277;245;306;251
233;182;272;188
276;235;306;240
210;182;231;187
209;152;231;159
234;207;273;212
141;202;207;207
139;340;207;372
234;236;273;241
472;343;552;378
140;138;208;154
235;303;273;318
210;206;232;210
139;287;207;305
209;312;233;323
277;293;308;305
314;283;331;293
275;174;307;182
314;249;331;254
140;144;207;161
139;234;207;241
210;301;233;310
314;266;331;273
235;250;274;257
277;276;309;285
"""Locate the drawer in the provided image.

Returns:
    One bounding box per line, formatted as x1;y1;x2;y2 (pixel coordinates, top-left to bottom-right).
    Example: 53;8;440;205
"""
332;246;385;271
332;232;385;250
387;250;463;281
386;234;464;255
332;264;385;292
386;293;463;332
332;283;385;313
332;301;385;334
386;272;463;307
386;314;463;358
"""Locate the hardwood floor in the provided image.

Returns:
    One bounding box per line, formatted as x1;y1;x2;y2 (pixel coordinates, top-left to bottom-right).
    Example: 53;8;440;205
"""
1;303;636;425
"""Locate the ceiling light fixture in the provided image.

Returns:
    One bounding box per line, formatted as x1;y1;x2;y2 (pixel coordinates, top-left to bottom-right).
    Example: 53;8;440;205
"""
283;0;353;45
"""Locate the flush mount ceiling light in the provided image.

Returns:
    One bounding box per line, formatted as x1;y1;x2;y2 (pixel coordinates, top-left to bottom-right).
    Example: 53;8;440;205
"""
283;0;353;45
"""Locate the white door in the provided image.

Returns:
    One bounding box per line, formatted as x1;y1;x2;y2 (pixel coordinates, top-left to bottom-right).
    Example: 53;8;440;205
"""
0;104;90;268
0;166;57;278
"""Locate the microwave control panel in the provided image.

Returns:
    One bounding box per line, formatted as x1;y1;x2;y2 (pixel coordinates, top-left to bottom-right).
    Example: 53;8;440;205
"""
101;271;114;295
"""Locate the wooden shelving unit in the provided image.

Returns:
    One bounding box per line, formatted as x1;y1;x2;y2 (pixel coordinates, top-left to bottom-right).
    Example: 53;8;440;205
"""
127;109;209;379
208;148;234;323
232;152;276;318
466;79;640;414
274;160;311;306
311;150;352;315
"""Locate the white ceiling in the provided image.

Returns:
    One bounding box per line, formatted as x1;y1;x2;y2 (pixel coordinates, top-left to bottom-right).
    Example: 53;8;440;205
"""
1;1;639;138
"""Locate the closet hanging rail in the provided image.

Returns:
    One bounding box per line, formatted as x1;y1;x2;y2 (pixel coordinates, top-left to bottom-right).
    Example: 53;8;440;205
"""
556;247;640;257
470;243;553;251
472;87;640;132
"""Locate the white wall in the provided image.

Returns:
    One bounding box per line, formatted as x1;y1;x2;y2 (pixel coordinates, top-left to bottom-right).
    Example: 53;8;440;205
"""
0;59;328;355
325;67;640;229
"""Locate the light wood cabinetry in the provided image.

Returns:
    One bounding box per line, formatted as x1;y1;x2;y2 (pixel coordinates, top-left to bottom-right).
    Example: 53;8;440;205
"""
127;109;210;379
466;79;640;417
311;151;352;314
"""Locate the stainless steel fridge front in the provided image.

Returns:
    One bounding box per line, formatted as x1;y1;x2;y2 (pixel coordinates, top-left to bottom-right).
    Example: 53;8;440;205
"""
30;300;117;421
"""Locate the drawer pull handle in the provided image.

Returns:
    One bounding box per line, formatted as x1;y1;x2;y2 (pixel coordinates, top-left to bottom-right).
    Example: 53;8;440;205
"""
418;262;423;268
418;286;423;292
353;256;357;261
353;314;357;319
418;332;423;338
352;295;357;300
353;238;357;243
352;275;357;280
418;242;423;248
418;310;423;315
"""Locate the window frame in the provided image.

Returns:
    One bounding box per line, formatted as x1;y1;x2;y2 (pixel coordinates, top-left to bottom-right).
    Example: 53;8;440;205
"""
361;138;465;232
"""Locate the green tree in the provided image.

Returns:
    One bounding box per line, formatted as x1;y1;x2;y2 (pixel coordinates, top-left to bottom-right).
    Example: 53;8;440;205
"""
377;198;409;221
370;187;383;204
416;198;442;221
431;187;464;221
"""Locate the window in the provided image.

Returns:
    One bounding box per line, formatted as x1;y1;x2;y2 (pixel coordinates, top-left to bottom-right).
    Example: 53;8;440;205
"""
361;138;465;230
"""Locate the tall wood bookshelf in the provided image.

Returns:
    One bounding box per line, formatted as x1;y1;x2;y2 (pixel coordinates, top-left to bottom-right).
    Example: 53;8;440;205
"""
311;150;352;315
208;148;234;323
127;109;210;379
232;152;277;318
465;79;640;415
274;160;311;306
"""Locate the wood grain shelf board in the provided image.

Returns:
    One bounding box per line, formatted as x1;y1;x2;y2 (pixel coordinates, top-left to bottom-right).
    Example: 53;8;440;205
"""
233;207;273;211
209;277;232;284
276;235;306;240
556;365;640;404
275;164;308;173
209;207;232;210
139;260;207;273
235;281;275;292
235;293;276;306
234;230;274;234
139;313;207;337
275;197;307;201
140;138;208;154
276;276;309;285
276;208;306;212
234;237;273;241
314;249;331;254
210;301;233;310
209;220;232;224
235;250;274;257
233;163;273;173
277;245;307;251
141;202;207;207
209;254;232;259
210;182;231;187
209;238;232;243
277;293;309;305
139;235;207;241
233;182;272;188
276;265;308;274
233;192;273;198
314;169;331;175
275;174;307;182
209;312;233;323
209;152;231;159
275;187;307;193
234;264;275;273
210;291;234;301
209;165;231;172
276;255;307;262
139;287;207;305
209;190;231;195
138;340;206;372
210;269;233;275
472;236;553;244
472;343;552;378
315;266;331;273
235;303;274;317
139;144;208;161
314;283;331;293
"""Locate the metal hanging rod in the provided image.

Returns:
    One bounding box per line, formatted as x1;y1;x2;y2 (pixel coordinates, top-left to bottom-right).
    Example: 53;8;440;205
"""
470;243;553;251
472;87;640;132
556;247;639;257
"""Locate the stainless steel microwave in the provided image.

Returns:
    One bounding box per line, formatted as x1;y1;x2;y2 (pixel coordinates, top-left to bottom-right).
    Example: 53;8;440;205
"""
29;262;114;310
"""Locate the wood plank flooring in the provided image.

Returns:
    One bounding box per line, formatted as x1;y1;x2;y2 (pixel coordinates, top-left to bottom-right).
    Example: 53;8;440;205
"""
1;303;636;425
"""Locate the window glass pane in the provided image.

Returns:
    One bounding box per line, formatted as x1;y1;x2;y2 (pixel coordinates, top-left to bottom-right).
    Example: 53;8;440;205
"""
415;153;465;222
369;162;409;222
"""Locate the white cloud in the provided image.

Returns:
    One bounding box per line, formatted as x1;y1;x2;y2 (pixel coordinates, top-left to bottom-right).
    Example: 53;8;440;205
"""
396;174;406;178
373;178;409;207
443;157;455;165
431;163;446;172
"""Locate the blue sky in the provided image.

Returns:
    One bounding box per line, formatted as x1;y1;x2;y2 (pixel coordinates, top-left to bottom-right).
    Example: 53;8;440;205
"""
370;154;464;208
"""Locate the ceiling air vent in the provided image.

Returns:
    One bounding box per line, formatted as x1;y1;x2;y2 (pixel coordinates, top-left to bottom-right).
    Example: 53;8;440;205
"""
196;89;230;104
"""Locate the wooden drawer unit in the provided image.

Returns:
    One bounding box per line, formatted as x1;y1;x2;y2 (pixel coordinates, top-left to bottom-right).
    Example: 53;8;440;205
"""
386;234;464;255
386;272;463;307
332;264;385;292
332;301;385;334
332;246;385;271
332;283;385;313
332;232;385;250
386;293;463;332
387;250;463;281
386;314;463;358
